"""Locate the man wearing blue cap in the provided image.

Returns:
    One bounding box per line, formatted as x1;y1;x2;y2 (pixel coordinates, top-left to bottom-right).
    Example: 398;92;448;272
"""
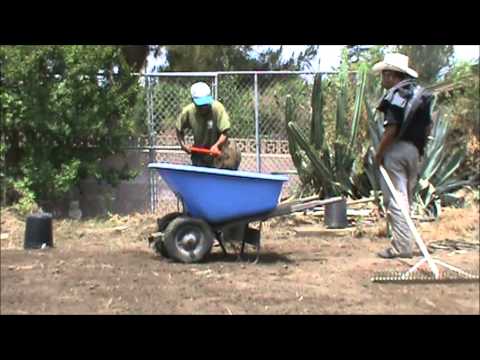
176;82;241;169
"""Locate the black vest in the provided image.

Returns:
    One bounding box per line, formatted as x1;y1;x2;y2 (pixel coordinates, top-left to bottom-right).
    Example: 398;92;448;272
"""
377;79;434;156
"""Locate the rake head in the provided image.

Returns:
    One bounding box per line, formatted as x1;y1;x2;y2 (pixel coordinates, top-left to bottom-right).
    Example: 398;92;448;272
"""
371;270;480;284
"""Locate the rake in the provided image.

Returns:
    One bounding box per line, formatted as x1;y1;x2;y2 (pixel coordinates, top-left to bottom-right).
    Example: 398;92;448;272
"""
371;165;479;284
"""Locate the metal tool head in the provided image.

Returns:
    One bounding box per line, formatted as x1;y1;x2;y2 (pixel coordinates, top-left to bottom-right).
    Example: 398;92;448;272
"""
371;270;480;284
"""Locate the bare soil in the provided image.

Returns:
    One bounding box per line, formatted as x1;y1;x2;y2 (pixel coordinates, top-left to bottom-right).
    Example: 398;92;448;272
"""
1;205;479;315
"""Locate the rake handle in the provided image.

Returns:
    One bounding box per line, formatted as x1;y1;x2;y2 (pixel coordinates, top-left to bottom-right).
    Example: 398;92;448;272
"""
379;165;440;278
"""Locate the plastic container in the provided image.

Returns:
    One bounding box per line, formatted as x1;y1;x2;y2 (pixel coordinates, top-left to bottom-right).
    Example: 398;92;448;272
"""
24;213;54;249
324;197;348;229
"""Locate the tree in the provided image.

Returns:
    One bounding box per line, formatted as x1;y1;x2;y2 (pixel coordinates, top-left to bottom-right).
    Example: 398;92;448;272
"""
395;45;454;85
346;45;376;64
0;45;140;211
120;46;150;72
158;45;318;72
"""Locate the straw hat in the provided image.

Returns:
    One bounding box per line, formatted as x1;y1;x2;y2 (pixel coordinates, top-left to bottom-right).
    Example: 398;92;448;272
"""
372;53;418;78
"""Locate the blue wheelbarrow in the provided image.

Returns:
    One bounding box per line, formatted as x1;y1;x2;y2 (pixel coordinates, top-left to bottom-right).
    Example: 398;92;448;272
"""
148;163;343;263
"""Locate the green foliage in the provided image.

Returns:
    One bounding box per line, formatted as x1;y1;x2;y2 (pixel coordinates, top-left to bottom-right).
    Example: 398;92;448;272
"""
149;78;202;137
439;61;480;176
395;45;455;85
218;75;313;139
10;178;38;215
162;45;319;72
218;75;256;138
285;52;369;198
414;110;474;217
285;95;314;188
310;73;324;149
1;45;141;209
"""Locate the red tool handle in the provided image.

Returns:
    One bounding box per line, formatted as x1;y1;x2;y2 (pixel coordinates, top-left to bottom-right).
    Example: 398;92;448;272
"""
191;146;221;157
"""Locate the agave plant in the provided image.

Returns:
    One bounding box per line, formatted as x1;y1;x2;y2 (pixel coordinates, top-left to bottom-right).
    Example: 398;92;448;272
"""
364;97;473;218
285;59;369;198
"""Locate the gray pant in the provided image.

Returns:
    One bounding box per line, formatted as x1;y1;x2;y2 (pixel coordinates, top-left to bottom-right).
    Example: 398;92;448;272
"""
379;141;419;255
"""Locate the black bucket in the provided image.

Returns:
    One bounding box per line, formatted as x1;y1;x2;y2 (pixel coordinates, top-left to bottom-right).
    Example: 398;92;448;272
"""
24;213;54;249
324;198;348;229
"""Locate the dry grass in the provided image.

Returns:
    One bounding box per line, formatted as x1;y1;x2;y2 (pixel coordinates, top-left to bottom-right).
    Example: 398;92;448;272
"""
2;203;478;252
421;205;479;244
1;208;26;250
1;208;159;251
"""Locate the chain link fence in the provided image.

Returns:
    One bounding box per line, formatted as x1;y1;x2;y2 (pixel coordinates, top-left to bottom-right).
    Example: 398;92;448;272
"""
143;71;330;215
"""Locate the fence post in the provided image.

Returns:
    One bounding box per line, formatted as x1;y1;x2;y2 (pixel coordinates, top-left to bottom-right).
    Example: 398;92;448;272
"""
146;76;156;213
254;73;261;173
213;74;218;100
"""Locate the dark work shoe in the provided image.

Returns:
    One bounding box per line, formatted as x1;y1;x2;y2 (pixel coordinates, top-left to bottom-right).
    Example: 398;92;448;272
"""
377;248;412;259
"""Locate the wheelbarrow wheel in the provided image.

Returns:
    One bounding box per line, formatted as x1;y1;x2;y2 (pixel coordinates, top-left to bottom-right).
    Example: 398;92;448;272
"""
157;212;182;232
155;212;182;258
153;239;169;258
163;216;214;263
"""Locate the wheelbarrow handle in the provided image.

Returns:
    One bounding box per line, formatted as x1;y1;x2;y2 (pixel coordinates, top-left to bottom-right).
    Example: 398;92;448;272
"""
191;146;221;157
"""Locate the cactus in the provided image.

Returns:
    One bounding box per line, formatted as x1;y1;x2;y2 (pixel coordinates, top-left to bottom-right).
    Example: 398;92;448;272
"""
310;73;324;150
285;95;306;180
285;61;368;198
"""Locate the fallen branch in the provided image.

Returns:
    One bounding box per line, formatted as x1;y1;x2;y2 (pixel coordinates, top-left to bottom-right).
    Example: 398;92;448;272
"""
347;197;375;206
281;196;376;207
311;209;373;217
293;226;354;237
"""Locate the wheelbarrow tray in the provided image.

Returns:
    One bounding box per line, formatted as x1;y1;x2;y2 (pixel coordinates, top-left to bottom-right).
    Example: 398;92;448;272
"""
148;163;288;224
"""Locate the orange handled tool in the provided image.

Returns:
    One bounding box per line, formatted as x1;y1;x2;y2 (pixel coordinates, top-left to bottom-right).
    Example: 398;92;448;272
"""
191;146;221;157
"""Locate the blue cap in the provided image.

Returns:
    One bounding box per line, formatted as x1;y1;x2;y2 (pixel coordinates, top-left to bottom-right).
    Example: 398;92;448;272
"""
191;82;214;106
193;95;214;106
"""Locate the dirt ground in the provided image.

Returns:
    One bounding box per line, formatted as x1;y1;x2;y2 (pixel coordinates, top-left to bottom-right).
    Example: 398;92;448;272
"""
1;204;479;315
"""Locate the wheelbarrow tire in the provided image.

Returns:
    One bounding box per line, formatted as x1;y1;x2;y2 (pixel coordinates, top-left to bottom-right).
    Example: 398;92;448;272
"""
155;212;183;259
157;212;182;232
153;239;170;258
163;216;214;263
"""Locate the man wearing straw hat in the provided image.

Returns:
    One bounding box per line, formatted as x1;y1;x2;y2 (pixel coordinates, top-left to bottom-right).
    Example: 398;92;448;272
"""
372;53;434;259
176;82;241;170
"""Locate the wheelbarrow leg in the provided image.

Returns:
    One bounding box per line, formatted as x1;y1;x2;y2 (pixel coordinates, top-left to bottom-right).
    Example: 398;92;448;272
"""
239;238;260;263
240;222;262;264
216;233;228;257
220;223;247;261
250;222;262;264
240;238;246;259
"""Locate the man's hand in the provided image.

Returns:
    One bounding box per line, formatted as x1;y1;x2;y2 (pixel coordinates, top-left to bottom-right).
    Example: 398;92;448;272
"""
176;129;191;154
209;144;221;156
375;151;384;166
375;124;398;167
182;145;192;154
